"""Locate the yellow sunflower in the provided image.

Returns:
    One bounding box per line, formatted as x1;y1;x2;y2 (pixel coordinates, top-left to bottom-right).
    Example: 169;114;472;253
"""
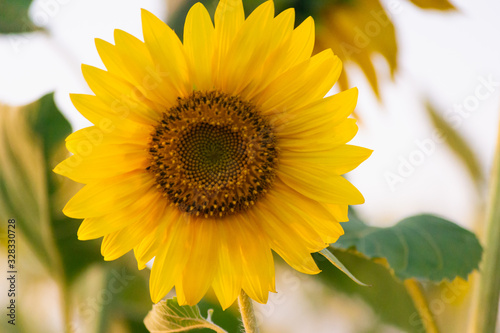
54;0;371;309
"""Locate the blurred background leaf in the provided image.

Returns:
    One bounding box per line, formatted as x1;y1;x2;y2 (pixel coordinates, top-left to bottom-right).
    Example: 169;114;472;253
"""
426;101;484;191
408;0;455;11
0;0;40;33
0;99;55;269
313;250;421;332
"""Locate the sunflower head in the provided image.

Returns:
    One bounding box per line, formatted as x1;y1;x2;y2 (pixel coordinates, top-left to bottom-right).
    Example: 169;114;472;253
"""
54;0;372;309
147;90;278;219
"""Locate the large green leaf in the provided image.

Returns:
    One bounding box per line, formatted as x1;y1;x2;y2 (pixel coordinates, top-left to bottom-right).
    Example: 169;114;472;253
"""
144;297;227;333
314;250;421;332
334;212;483;282
0;0;38;33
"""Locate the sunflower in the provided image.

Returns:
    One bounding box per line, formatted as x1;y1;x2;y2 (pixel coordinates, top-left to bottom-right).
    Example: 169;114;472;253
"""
54;0;371;309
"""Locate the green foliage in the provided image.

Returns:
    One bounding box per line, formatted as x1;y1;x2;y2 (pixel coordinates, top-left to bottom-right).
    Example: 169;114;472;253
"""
97;263;152;333
314;250;421;332
0;92;102;282
335;211;483;282
318;248;368;286
0;98;54;269
144;297;227;333
198;299;241;333
34;93;102;283
315;209;482;331
0;0;38;33
426;102;484;189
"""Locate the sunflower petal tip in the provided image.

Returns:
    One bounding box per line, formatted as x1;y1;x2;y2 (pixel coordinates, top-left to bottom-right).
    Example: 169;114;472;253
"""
150;292;162;304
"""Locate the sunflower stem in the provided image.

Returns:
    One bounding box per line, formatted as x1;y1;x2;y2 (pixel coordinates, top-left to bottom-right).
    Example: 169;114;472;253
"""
238;290;260;333
472;118;500;333
404;279;440;333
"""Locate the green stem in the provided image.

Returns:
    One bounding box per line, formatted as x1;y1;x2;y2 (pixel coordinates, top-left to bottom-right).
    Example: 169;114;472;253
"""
238;290;260;333
474;119;500;333
404;279;439;333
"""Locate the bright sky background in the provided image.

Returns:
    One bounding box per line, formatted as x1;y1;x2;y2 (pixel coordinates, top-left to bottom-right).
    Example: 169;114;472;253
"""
0;1;499;331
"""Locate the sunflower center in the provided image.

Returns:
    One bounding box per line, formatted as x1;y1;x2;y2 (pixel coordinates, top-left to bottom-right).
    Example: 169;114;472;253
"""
148;91;278;219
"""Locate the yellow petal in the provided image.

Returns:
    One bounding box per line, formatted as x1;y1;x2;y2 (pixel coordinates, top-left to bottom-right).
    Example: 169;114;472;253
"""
69;94;154;136
183;3;215;91
281;145;372;176
273;87;358;136
63;171;154;218
250;206;322;275
212;217;243;310
176;218;218;306
141;9;190;97
283;16;315;71
77;189;164;240
266;180;345;244
278;118;358;152
278;164;365;205
64;126;152;154
217;1;275;94
101;196;168;261
323;203;349;223
150;214;192;303
97;30;178;108
134;221;167;270
213;0;245;80
240;8;296;100
81;65;160;125
54;143;148;183
236;215;275;303
255;49;342;114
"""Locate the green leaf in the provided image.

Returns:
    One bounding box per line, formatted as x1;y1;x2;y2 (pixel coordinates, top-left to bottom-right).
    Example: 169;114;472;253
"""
318;248;368;286
0;98;56;269
144;298;227;333
313;250;422;332
197;299;241;333
29;93;72;171
0;93;102;284
96;262;152;333
426;102;484;189
0;0;39;33
36;94;102;283
335;212;483;282
408;0;455;11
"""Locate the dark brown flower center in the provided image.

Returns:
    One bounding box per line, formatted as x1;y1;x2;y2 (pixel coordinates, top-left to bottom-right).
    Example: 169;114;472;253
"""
147;91;278;219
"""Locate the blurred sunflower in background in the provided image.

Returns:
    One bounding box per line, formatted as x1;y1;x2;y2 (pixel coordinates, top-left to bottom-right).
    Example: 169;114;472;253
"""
314;0;455;98
55;0;371;309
